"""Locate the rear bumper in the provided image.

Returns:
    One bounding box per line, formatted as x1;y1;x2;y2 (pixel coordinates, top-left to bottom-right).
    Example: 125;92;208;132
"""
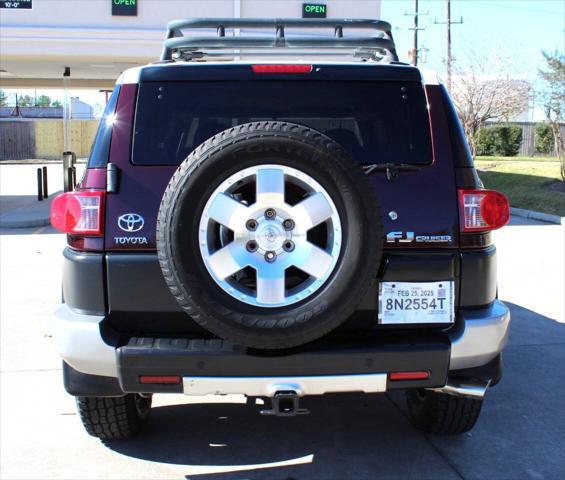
54;300;510;396
450;300;511;369
54;305;117;377
117;335;450;393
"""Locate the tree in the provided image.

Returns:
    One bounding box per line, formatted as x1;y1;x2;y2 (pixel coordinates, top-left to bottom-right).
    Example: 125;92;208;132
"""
450;50;531;157
16;94;34;107
0;90;7;107
539;51;565;180
36;95;52;107
51;100;62;107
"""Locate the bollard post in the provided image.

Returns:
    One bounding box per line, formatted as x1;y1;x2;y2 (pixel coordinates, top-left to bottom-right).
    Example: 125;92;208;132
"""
62;151;76;192
42;166;48;198
67;167;74;193
37;168;43;201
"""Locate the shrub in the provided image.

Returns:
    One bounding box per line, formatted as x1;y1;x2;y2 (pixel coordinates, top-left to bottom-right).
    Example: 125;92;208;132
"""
535;123;554;154
475;124;523;157
493;125;523;156
475;128;496;156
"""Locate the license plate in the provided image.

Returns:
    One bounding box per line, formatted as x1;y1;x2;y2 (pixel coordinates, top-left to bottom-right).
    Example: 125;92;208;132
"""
378;281;454;324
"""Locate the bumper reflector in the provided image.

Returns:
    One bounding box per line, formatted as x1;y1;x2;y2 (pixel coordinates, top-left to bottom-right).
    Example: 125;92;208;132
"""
389;371;430;381
139;375;181;385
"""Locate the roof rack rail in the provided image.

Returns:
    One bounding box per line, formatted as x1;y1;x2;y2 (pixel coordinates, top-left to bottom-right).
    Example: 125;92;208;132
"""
160;18;399;63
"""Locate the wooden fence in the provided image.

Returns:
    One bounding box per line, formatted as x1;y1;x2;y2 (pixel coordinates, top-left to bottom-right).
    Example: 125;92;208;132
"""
0;119;99;160
1;118;564;161
0;122;35;160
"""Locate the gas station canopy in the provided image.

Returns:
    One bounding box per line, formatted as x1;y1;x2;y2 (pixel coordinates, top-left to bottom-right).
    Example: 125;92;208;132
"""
0;0;381;89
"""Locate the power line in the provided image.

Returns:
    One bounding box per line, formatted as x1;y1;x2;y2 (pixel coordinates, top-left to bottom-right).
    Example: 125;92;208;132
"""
460;0;563;16
434;0;463;91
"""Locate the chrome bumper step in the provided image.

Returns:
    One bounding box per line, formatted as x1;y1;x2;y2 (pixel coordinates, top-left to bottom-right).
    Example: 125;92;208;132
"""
183;373;388;397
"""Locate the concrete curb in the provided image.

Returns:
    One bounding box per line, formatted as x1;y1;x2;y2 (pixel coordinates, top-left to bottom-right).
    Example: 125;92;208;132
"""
510;207;565;225
0;194;57;229
0;217;51;229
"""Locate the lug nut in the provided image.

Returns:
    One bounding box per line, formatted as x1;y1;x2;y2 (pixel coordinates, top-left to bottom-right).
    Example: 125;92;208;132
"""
264;251;276;263
264;208;276;219
246;219;257;231
283;240;295;252
283;219;295;231
246;241;258;252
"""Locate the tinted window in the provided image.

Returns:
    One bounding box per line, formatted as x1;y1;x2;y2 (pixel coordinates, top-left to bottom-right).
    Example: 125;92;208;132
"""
87;86;120;168
132;81;432;166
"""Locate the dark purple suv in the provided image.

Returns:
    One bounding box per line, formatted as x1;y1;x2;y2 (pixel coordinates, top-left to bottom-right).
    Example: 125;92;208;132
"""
51;18;511;440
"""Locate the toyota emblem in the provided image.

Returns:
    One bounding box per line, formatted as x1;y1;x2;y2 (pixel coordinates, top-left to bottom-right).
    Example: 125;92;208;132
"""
118;213;145;232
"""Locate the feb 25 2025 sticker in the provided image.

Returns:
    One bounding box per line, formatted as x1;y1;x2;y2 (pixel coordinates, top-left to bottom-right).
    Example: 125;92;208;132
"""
378;281;455;324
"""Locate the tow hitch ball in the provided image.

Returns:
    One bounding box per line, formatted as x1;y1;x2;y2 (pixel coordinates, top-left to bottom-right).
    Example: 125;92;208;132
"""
260;391;310;417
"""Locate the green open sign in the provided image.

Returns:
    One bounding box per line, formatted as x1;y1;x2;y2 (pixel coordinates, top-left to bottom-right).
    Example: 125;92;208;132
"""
112;0;137;16
302;3;327;18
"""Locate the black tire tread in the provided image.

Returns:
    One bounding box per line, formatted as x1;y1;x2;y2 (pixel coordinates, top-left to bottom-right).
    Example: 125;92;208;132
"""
75;395;151;440
406;390;483;434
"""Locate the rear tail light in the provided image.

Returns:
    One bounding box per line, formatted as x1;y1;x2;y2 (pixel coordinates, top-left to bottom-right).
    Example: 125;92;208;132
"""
252;64;313;74
50;191;105;235
459;189;510;232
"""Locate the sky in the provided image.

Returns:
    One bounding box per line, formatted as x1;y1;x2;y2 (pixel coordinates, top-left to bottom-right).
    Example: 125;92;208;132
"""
382;0;564;80
3;0;564;118
381;0;564;120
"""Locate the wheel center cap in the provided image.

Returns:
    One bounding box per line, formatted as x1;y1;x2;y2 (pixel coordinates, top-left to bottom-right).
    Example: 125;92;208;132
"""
255;222;286;251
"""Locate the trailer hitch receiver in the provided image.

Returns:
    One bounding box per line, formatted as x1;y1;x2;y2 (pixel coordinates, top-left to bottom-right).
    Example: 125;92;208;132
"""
260;390;310;417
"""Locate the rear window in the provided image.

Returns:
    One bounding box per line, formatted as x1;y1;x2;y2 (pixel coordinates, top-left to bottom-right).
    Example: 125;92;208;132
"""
132;81;432;166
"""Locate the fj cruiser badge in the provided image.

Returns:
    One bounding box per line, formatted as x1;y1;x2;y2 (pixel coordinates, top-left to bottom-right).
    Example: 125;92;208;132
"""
387;231;452;243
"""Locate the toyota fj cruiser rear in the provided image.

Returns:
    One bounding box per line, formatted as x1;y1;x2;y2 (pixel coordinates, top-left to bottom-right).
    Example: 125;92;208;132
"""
51;18;510;440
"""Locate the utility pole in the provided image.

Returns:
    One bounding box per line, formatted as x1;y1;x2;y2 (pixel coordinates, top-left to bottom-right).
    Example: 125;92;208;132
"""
413;0;419;66
435;0;463;91
405;0;428;66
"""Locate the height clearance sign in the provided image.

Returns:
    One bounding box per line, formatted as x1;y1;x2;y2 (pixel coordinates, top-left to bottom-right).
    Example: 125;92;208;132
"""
112;0;137;16
1;0;32;8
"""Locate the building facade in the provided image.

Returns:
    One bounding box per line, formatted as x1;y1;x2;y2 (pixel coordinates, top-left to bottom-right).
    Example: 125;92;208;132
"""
0;97;93;119
1;0;382;89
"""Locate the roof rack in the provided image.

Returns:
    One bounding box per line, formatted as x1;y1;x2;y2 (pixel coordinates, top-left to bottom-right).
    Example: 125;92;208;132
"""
160;18;399;63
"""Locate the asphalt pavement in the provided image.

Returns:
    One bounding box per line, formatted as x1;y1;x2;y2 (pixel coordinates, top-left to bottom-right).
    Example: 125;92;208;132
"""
0;217;563;480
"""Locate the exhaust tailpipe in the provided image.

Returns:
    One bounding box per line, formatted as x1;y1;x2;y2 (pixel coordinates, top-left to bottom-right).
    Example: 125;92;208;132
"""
429;378;491;399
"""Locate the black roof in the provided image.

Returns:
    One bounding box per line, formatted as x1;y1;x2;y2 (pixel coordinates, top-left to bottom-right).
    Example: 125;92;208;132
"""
139;62;421;83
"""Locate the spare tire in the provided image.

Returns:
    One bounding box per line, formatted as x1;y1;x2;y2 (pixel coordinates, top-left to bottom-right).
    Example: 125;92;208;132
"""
157;122;383;349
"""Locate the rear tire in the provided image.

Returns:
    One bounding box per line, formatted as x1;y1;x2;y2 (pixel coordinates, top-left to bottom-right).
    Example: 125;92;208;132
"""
75;394;152;440
406;389;483;434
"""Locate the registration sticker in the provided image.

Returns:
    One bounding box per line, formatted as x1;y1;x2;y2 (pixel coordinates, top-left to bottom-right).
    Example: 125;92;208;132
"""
378;281;454;324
